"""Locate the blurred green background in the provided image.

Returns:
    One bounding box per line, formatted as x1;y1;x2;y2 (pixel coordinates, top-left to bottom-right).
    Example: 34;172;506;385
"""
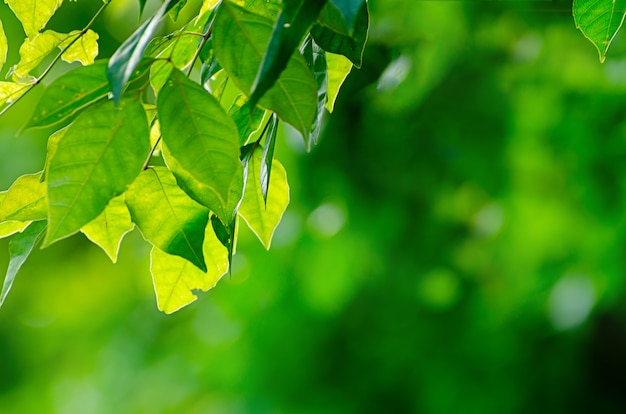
2;0;626;412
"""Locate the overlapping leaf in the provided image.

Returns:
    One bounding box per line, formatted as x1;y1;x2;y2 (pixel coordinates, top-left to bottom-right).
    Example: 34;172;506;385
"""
0;20;7;72
213;1;317;140
0;82;30;107
301;36;328;148
45;98;150;246
1;221;46;309
150;224;228;314
239;148;289;249
326;0;365;34
157;70;243;219
81;195;134;263
228;94;266;146
574;0;626;62
5;0;62;38
0;221;30;240
0;172;47;222
125;167;209;272
325;52;352;112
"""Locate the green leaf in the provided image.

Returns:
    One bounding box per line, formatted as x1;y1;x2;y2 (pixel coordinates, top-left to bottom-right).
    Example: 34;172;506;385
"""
162;144;244;226
311;1;368;67
228;94;266;146
231;0;282;19
260;114;278;203
249;0;328;109
1;220;46;309
239;148;289;249
158;70;243;215
42;126;68;182
80;195;134;263
26;62;110;129
327;0;365;34
126;167;209;272
0;82;31;107
325;51;351;112
200;0;221;16
0;172;47;222
0;221;30;240
107;0;177;104
301;35;327;148
150;223;228;314
4;0;62;38
0;20;7;73
44;98;150;246
139;0;148;17
60;29;99;65
213;1;317;140
574;0;626;62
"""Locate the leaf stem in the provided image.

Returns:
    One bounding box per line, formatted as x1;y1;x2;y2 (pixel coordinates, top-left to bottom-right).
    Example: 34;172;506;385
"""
0;0;113;117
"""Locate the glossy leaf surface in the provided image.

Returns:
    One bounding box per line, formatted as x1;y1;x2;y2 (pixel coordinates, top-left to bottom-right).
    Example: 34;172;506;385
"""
574;0;626;62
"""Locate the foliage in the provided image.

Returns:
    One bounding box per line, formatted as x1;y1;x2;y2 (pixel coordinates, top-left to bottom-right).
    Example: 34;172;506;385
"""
0;0;366;313
0;0;623;316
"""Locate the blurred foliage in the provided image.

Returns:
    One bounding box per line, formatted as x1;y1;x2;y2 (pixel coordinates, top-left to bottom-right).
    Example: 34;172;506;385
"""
2;0;626;413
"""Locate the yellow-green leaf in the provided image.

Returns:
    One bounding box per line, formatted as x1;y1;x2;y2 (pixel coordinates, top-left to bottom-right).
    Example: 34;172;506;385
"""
0;82;31;106
10;30;66;80
5;0;63;38
325;52;351;112
0;20;7;72
0;221;30;240
199;0;221;16
239;149;289;249
81;195;134;263
0;172;47;222
60;30;99;65
151;224;228;314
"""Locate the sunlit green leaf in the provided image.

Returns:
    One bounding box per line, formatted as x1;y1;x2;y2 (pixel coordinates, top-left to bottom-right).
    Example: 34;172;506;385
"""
4;0;62;38
0;20;7;72
126;167;209;272
81;195;134;263
42;126;67;182
311;1;368;67
150;223;228;314
199;0;221;16
0;221;30;240
261;114;278;204
0;221;46;309
10;30;65;80
230;0;282;19
213;1;317;140
0;82;30;107
239;148;289;249
574;0;626;62
60;29;99;65
228;94;266;146
107;0;177;104
44;98;150;246
249;0;327;109
0;172;47;223
158;70;243;214
325;52;351;112
26;62;110;129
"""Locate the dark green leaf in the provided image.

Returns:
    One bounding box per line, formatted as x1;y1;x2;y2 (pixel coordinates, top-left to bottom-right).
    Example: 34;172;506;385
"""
249;0;328;109
228;94;266;146
261;114;278;204
327;0;365;34
1;221;46;309
311;1;368;67
301;35;328;148
139;0;147;17
44;98;150;246
157;70;243;216
213;1;317;140
126;167;209;272
0;172;47;223
168;0;188;21
107;0;179;104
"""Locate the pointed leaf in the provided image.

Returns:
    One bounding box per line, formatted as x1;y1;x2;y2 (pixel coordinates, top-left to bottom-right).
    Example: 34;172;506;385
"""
0;221;30;240
311;1;368;67
126;167;209;272
139;0;148;17
0;172;47;222
327;0;365;34
0;20;7;72
42;126;68;182
261;114;278;203
574;0;626;62
45;98;150;246
239;149;289;249
107;0;177;104
325;52;352;112
158;70;243;213
228;94;266;146
4;0;62;38
81;195;134;263
151;224;228;314
1;221;46;309
213;1;317;140
26;62;110;129
301;36;327;148
162;144;244;225
249;0;327;109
